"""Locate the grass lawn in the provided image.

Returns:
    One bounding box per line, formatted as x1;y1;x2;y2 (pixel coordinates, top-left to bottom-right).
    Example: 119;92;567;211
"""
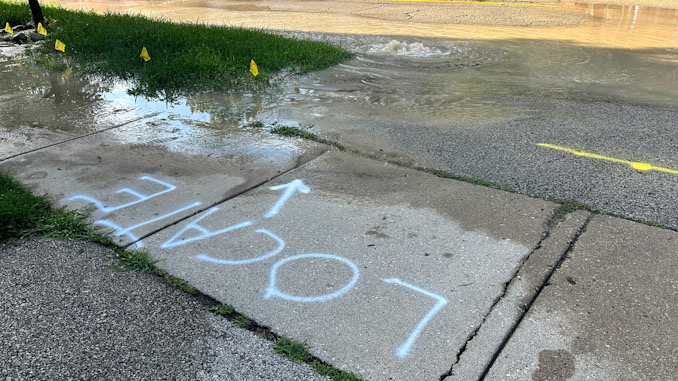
0;172;107;242
0;1;353;99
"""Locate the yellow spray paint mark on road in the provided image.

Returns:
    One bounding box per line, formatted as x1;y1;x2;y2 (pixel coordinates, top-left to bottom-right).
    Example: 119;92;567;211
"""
386;0;556;8
537;143;678;175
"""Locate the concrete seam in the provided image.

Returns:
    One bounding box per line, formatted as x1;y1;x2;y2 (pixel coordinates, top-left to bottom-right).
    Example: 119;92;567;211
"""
439;213;557;380
123;150;329;248
0;112;161;163
474;212;595;381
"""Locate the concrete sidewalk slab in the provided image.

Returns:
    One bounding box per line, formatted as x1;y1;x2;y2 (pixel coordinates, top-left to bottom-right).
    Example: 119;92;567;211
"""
131;151;559;380
446;210;591;381
0;121;325;246
485;215;678;380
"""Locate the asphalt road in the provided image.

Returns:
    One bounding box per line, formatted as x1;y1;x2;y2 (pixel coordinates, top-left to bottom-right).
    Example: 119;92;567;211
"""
0;239;330;381
265;35;678;230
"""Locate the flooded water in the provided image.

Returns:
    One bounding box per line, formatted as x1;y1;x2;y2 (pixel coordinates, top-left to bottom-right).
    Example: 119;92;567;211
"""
36;0;678;120
4;0;678;227
0;53;303;161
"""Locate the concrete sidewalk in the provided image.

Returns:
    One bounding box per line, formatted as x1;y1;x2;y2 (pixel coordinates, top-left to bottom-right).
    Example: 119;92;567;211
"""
2;116;678;380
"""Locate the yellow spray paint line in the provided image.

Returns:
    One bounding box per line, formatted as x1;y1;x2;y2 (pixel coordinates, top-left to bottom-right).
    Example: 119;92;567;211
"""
385;0;558;8
536;143;678;175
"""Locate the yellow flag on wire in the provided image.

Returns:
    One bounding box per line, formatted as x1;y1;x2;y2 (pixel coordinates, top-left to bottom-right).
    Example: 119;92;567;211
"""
37;22;47;36
250;59;258;77
63;68;72;80
55;39;65;52
140;46;150;62
4;22;12;34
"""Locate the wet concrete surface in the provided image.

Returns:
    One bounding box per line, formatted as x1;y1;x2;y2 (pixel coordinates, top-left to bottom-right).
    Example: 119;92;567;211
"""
264;34;678;229
139;151;557;380
5;3;678;232
6;146;558;380
447;210;592;381
485;215;678;380
0;118;325;246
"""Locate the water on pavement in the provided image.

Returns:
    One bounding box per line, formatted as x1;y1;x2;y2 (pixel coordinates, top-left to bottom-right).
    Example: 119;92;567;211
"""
4;0;678;227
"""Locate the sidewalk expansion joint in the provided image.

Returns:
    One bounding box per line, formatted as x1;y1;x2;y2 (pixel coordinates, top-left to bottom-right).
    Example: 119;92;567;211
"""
474;212;595;381
123;150;329;248
0;112;161;163
440;209;592;381
438;216;554;380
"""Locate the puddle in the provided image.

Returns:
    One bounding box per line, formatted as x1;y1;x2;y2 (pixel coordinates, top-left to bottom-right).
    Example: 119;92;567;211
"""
45;1;678;48
36;1;678;112
0;50;306;162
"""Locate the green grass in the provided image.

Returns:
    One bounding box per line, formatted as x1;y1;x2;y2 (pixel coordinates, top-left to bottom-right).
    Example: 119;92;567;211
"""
270;125;345;151
234;315;252;328
155;268;200;295
546;198;591;223
412;166;515;192
0;172;360;379
0;1;353;100
210;303;236;316
643;220;665;228
273;336;363;381
273;336;312;363
0;172;107;242
112;248;158;272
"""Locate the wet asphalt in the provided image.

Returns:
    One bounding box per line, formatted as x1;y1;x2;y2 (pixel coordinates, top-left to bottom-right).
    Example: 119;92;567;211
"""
269;37;678;230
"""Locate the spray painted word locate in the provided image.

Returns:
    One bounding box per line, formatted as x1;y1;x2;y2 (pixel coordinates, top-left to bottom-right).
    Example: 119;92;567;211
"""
69;175;448;359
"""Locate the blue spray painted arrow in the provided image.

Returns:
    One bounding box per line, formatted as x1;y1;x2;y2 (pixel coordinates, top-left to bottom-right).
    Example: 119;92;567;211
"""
265;179;311;218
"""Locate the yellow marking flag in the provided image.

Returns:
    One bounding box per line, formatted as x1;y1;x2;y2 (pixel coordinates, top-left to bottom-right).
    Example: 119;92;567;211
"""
4;22;13;34
55;39;65;52
250;59;258;77
536;143;678;175
63;68;72;80
37;22;47;36
140;46;150;62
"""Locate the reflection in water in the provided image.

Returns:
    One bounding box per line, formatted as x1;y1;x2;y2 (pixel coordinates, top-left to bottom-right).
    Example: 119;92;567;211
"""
0;50;302;162
6;1;678;139
0;59;108;133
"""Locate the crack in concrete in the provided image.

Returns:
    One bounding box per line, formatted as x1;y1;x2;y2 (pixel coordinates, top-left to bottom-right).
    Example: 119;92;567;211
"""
0;112;162;163
437;212;554;380
123;150;329;248
439;209;594;381
473;212;595;381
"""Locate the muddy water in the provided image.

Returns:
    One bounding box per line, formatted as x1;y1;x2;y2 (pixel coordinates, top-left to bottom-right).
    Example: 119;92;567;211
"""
5;1;678;191
0;55;303;161
40;0;678;117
